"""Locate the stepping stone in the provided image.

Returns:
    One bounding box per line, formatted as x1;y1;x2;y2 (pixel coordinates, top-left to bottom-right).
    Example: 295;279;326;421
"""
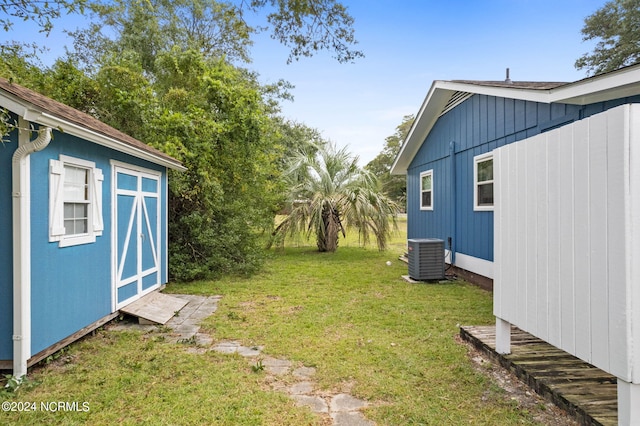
211;341;263;357
331;411;375;426
187;309;216;320
293;366;316;379
172;324;200;337
330;394;368;412
211;341;241;354
262;357;292;375
194;333;213;346
291;395;328;413
290;381;314;395
185;347;208;355
236;345;263;357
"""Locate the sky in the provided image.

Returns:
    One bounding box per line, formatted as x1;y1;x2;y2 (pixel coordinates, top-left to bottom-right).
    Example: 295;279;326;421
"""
2;0;607;166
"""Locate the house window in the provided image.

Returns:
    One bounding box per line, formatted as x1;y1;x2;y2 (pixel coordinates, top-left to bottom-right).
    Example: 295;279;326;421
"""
50;155;103;247
420;170;433;210
474;153;493;211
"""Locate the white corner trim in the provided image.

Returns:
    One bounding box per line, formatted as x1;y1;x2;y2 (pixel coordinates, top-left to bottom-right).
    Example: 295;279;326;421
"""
627;104;640;383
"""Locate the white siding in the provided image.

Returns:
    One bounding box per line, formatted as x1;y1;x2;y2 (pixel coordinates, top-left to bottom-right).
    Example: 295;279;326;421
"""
573;119;591;361
494;104;640;383
630;105;640;382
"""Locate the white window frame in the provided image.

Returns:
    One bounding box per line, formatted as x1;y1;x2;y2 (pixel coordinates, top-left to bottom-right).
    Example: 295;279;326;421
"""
420;169;433;211
49;155;104;247
474;152;494;211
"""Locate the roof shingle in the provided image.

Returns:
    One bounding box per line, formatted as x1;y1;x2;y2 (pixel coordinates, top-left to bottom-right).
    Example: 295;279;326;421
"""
0;77;183;169
450;80;568;90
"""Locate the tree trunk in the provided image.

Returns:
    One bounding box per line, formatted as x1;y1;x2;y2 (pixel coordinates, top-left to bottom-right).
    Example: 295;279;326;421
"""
317;205;340;252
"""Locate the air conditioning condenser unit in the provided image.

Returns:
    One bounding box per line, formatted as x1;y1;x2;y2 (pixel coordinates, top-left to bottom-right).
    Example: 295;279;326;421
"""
407;238;445;281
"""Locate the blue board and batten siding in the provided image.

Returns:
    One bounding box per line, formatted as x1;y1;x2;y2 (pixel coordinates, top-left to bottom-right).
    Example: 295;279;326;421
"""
0;128;168;360
407;93;640;266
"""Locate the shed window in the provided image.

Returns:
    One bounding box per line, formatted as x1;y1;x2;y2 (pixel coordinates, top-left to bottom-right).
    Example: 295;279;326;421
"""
420;170;433;210
50;155;103;247
474;153;493;211
63;166;89;235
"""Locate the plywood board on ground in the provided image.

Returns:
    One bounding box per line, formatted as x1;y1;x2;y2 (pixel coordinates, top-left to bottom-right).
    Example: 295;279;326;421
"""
120;292;188;325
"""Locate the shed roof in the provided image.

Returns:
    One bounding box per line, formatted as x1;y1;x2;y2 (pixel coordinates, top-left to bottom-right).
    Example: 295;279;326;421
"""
391;63;640;175
0;78;185;171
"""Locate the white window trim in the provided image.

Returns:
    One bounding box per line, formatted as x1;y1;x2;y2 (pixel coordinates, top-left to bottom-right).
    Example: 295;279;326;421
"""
49;154;104;247
474;152;494;211
420;169;434;211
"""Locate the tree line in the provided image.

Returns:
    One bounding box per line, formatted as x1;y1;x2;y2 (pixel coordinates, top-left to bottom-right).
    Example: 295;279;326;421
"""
2;0;639;281
1;0;400;280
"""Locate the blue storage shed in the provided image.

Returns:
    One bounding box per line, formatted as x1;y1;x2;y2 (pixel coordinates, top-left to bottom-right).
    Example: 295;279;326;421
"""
391;64;640;286
0;78;185;377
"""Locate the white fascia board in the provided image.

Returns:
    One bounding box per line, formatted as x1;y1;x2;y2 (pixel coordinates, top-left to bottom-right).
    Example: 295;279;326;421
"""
551;67;640;104
391;81;453;175
436;81;552;103
443;67;640;104
0;92;185;171
0;94;43;123
37;112;186;171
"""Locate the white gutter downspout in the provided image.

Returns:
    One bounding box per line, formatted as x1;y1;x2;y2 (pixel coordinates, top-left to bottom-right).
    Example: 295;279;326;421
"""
12;123;52;378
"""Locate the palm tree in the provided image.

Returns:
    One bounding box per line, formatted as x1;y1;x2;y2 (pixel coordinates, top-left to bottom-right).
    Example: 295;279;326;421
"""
271;142;400;252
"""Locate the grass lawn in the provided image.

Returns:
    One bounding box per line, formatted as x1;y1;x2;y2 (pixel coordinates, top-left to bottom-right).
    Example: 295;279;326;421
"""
1;219;549;425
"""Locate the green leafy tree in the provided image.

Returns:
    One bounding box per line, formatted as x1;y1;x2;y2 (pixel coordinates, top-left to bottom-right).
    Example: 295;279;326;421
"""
117;49;283;280
2;47;286;282
0;0;88;69
271;118;323;165
365;114;413;207
1;0;364;280
575;0;640;75
68;0;254;73
0;44;43;83
69;0;362;71
243;0;364;63
0;0;86;34
271;142;399;252
39;58;100;113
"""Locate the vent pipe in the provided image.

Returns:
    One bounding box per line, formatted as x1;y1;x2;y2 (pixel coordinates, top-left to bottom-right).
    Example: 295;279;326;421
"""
505;68;512;84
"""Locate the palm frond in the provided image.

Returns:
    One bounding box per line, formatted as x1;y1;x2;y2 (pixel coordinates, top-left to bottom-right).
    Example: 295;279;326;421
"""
272;141;399;251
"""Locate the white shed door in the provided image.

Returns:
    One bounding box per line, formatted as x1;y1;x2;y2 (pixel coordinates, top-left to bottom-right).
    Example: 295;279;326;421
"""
112;164;162;310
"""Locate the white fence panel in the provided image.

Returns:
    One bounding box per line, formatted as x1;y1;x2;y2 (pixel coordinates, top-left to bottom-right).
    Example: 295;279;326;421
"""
534;138;549;338
572;118;591;362
588;111;611;370
606;107;629;379
494;104;640;383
